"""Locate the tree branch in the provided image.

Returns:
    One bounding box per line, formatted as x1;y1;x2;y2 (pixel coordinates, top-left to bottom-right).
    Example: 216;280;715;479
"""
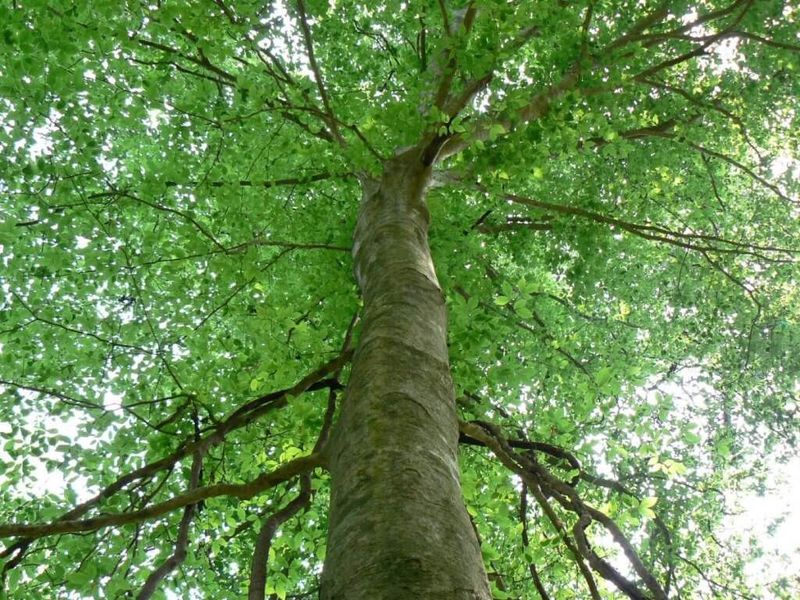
472;186;797;261
526;476;602;599
0;454;321;540
431;1;478;110
436;65;581;162
247;475;312;600
136;441;203;600
0;351;350;557
133;37;237;83
460;420;668;600
9;290;156;356
519;485;553;600
452;284;591;376
163;171;346;188
682;139;796;206
604;0;671;52
247;381;340;600
0;380;104;412
295;0;344;144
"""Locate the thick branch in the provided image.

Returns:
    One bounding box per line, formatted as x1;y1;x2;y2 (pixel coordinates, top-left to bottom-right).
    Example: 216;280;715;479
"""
431;2;478;110
630;0;753;79
247;382;340;600
0;454;321;540
461;420;668;600
163;171;344;188
247;476;312;600
526;476;602;599
136;446;203;600
437;65;580;162
604;0;671;52
0;351;350;556
134;37;237;83
295;0;344;144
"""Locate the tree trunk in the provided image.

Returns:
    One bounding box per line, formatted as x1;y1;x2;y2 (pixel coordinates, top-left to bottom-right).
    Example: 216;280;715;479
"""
320;150;491;599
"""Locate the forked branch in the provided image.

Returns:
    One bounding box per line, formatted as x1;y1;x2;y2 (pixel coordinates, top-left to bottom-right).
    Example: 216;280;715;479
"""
296;0;344;144
248;385;339;600
0;454;322;540
0;350;351;565
247;475;312;600
136;441;203;600
460;420;668;600
473;186;797;262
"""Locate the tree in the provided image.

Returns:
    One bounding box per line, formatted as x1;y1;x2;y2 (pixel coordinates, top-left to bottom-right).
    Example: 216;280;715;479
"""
0;0;798;597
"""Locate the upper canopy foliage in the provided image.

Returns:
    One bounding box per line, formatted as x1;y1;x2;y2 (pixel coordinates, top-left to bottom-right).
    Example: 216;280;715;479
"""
0;0;798;598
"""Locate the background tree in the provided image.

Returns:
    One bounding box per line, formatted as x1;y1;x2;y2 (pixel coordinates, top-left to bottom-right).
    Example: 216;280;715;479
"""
1;0;798;598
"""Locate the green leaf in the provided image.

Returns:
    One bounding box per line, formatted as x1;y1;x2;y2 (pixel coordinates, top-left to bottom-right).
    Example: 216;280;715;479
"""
514;303;533;320
488;123;506;141
683;430;702;445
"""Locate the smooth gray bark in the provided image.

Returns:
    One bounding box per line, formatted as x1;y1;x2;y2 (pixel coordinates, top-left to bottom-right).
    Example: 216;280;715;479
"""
320;150;491;599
